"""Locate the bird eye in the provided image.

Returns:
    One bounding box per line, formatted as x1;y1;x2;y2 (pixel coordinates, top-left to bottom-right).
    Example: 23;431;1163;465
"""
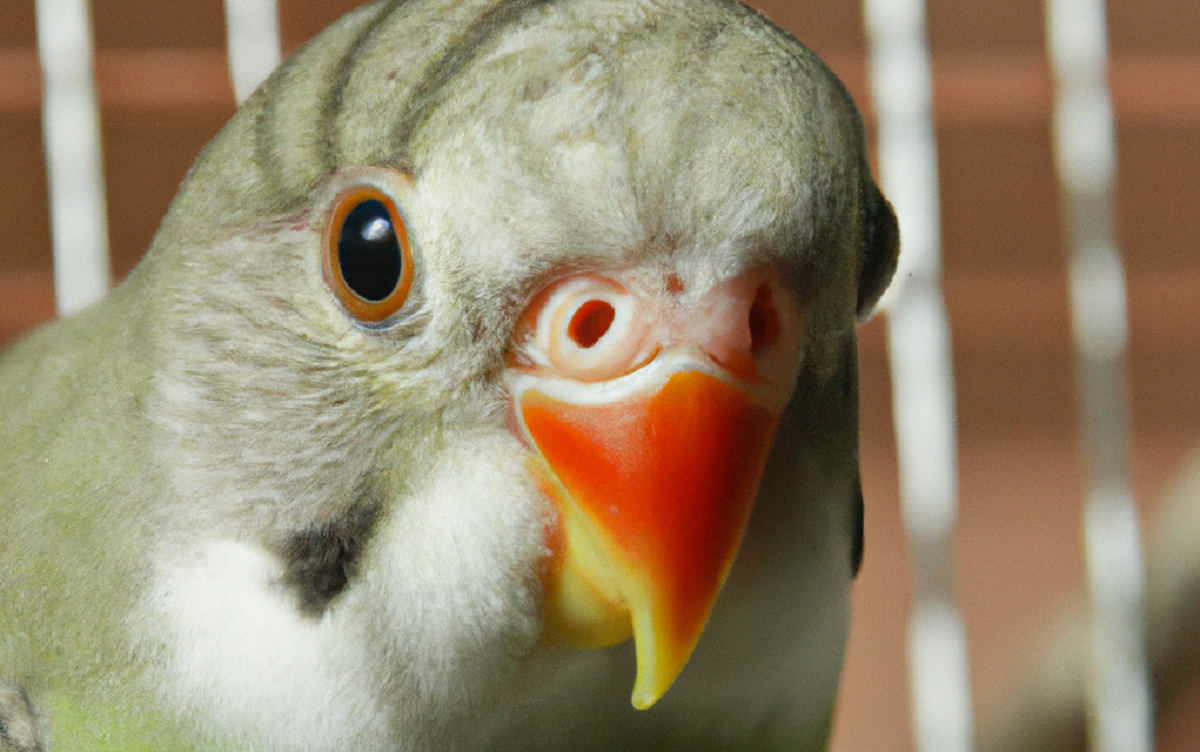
324;187;413;323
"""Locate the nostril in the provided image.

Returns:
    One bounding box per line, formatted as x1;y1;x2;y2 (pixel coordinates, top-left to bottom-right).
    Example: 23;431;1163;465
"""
748;285;780;353
569;300;616;349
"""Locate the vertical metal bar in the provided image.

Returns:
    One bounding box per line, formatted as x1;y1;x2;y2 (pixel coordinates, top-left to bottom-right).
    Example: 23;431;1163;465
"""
35;0;110;316
1045;1;1153;750
223;0;282;104
863;0;974;750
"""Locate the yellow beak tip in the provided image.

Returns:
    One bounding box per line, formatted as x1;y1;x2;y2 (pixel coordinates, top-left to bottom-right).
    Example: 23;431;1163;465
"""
631;692;659;711
629;629;694;711
630;674;669;710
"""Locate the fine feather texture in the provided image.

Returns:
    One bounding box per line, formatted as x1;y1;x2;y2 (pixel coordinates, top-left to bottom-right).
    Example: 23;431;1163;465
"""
0;1;897;749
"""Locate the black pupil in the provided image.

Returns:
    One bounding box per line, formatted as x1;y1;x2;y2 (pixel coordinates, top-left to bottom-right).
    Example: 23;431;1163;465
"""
337;199;402;303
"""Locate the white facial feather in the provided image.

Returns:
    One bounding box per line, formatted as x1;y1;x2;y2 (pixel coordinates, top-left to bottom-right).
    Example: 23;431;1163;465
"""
352;433;550;747
144;541;389;752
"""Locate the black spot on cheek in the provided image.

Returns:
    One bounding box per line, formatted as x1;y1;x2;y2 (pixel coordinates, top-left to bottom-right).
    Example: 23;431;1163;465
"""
278;488;384;618
851;480;865;579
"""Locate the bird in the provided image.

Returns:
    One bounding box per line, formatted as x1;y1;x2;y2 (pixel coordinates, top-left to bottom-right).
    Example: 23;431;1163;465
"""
0;0;898;750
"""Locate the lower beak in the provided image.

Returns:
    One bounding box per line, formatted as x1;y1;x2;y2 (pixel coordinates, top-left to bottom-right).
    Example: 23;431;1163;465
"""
517;366;780;708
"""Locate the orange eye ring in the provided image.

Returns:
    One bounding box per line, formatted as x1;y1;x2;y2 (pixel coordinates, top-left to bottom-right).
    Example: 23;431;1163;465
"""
324;186;414;324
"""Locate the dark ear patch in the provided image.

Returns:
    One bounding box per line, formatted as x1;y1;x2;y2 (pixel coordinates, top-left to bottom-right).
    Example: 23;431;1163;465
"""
278;490;384;618
851;480;865;579
856;179;900;321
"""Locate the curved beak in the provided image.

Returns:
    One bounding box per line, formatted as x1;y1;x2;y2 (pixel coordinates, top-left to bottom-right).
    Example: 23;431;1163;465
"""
508;270;800;708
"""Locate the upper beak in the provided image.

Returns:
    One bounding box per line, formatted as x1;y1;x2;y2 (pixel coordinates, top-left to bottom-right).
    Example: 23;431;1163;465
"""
507;269;801;708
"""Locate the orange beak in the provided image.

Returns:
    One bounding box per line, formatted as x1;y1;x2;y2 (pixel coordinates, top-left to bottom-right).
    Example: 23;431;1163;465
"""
508;270;800;708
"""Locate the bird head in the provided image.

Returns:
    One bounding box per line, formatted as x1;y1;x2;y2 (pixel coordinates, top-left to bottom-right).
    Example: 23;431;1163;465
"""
128;0;897;743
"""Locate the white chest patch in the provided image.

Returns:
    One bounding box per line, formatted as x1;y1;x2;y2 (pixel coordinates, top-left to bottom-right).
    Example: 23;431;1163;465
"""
142;539;388;752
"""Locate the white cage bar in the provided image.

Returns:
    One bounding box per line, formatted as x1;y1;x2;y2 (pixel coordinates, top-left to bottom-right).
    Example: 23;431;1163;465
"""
35;0;109;316
223;0;282;104
862;0;974;750
1046;0;1154;749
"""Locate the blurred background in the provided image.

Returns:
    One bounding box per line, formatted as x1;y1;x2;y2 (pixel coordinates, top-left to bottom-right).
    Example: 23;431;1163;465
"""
1;0;1197;750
